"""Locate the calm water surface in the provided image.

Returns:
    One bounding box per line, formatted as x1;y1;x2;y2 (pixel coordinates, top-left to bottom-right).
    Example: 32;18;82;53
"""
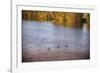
22;21;89;52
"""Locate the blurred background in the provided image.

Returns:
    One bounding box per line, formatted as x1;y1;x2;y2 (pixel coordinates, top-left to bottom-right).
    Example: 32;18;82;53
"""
22;10;90;30
22;10;90;62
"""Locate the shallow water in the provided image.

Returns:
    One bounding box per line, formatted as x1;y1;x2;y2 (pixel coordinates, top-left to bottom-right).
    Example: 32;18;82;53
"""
22;21;89;52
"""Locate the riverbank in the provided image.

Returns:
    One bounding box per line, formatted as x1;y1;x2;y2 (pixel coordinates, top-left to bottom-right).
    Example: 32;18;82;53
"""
22;47;89;62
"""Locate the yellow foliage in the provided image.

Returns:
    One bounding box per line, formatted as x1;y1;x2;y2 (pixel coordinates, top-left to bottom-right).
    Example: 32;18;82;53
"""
22;10;90;29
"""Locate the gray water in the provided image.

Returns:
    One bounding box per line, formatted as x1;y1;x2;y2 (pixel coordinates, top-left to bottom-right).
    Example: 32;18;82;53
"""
22;21;89;52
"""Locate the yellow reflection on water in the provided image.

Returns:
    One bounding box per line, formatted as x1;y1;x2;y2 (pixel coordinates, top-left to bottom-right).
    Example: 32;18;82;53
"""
22;10;90;30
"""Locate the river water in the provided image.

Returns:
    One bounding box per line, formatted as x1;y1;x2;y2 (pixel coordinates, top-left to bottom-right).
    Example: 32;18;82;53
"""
22;21;89;52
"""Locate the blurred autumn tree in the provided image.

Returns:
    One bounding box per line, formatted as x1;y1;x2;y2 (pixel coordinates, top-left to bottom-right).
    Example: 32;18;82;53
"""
22;10;90;30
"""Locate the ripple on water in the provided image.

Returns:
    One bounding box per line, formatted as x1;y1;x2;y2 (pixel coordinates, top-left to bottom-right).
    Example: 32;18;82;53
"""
22;21;89;52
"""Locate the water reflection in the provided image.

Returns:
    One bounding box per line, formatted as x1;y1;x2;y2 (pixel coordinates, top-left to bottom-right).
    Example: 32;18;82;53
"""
22;21;89;53
22;11;90;30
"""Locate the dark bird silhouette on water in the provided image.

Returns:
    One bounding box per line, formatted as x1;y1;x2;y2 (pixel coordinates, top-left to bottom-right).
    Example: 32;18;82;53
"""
57;46;60;48
48;48;50;50
65;45;68;47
